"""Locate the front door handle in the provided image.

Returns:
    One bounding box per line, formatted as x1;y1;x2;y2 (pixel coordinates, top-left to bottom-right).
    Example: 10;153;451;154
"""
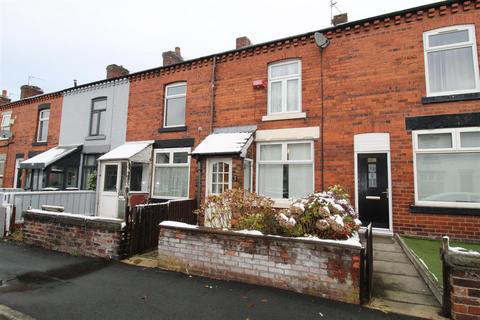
366;196;381;200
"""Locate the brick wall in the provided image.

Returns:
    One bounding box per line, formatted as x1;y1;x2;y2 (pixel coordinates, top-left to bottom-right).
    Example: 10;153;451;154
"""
450;268;480;319
0;94;62;188
23;210;127;259
158;224;362;304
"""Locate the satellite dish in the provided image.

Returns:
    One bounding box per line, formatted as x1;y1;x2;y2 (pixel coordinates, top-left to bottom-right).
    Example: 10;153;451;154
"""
314;32;330;48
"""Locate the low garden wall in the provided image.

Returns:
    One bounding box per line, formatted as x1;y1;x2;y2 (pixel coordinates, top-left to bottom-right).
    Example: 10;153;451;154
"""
23;209;127;260
158;223;362;304
441;237;480;319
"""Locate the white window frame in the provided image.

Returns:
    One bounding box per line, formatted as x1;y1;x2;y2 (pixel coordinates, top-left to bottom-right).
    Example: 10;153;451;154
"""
267;59;302;115
151;147;190;199
413;127;480;208
243;158;253;192
0;112;11;139
423;25;480;97
37;109;50;143
256;140;314;206
163;82;187;128
206;157;233;196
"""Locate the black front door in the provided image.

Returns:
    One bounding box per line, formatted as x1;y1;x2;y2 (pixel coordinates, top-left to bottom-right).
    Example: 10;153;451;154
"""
357;153;389;229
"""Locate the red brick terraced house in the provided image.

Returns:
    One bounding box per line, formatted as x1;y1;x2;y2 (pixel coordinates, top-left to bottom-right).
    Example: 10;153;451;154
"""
106;0;480;241
0;88;62;190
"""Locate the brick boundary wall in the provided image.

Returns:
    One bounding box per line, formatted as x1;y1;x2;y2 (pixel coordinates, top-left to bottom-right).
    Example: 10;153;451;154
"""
23;210;127;260
158;224;362;304
441;237;480;319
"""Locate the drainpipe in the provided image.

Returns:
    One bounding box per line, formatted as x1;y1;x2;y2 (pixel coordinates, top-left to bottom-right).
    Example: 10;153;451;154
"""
209;55;217;133
320;48;325;191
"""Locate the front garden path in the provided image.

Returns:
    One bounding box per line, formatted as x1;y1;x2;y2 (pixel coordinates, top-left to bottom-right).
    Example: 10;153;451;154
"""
368;235;447;320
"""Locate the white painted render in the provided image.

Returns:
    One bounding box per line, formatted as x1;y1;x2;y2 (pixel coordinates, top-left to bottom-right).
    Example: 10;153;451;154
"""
59;79;129;154
255;126;320;142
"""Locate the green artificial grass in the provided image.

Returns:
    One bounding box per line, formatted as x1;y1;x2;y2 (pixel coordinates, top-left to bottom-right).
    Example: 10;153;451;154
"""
401;236;480;288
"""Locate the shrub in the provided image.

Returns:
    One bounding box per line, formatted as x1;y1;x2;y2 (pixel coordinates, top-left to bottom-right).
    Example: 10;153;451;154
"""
195;189;276;230
278;189;361;240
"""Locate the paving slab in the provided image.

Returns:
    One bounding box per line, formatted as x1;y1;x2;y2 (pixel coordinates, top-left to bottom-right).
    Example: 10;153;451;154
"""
374;251;410;263
375;260;418;277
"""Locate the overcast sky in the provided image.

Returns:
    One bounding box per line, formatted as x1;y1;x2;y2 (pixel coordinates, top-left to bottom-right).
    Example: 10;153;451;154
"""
0;0;436;100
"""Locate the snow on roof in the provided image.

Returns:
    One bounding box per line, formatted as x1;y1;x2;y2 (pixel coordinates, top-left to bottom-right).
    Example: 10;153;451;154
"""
192;131;253;155
98;141;153;161
20;145;81;169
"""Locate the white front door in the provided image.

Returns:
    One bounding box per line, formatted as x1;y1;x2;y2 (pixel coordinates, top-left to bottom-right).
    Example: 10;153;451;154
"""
206;158;232;196
98;162;121;218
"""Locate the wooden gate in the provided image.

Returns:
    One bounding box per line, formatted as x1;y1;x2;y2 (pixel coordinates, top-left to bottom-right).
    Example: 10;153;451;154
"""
360;223;373;304
125;199;197;256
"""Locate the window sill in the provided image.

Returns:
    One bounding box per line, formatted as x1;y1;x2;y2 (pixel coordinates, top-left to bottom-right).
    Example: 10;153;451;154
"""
85;135;106;141
422;92;480;104
32;141;48;146
262;112;306;122
158;126;187;133
272;199;292;208
410;205;480;217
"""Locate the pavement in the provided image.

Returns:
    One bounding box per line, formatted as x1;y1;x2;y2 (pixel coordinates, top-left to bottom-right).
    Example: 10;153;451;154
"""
0;241;420;320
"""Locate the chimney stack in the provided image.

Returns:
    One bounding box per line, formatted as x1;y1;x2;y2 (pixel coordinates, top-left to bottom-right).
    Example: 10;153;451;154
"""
106;64;129;79
0;90;11;106
162;47;183;66
236;36;252;49
20;85;43;99
332;13;348;26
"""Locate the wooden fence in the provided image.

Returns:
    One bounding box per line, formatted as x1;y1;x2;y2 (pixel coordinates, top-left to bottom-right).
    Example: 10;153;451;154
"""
126;199;197;256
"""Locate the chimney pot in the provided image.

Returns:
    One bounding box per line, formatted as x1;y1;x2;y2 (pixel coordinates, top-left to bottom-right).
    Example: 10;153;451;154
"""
236;36;252;49
162;47;184;66
1;90;6;97
106;64;129;79
20;85;43;99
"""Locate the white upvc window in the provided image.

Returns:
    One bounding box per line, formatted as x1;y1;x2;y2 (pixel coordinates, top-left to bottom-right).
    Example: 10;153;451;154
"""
164;82;186;128
423;25;480;97
0;112;11;139
256;141;314;201
413;127;480;208
152;147;190;199
268;60;301;114
37;109;50;142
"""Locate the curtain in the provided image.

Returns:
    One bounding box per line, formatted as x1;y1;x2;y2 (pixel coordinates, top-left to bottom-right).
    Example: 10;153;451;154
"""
154;166;188;197
258;164;283;199
417;153;480;203
428;47;475;93
288;164;313;198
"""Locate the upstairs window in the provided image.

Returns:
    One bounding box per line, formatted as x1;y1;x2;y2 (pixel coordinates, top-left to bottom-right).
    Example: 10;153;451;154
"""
164;83;186;128
268;60;301;114
424;25;480;96
90;97;107;136
37;108;50;142
0;112;11;139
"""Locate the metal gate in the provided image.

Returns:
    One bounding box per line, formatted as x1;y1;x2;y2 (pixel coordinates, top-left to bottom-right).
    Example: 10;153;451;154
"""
360;223;373;304
125;199;197;256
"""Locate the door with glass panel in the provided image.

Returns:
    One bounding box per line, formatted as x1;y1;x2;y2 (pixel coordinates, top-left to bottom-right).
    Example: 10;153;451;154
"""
207;158;232;196
357;153;389;229
98;162;121;218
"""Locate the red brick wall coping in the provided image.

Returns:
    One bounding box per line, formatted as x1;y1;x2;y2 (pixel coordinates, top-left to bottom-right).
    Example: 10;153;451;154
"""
23;209;127;259
158;223;363;304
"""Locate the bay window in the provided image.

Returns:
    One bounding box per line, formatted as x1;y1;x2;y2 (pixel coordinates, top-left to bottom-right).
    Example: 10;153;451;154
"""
268;60;301;114
257;141;313;200
423;25;480;96
413;128;480;208
152;148;190;198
